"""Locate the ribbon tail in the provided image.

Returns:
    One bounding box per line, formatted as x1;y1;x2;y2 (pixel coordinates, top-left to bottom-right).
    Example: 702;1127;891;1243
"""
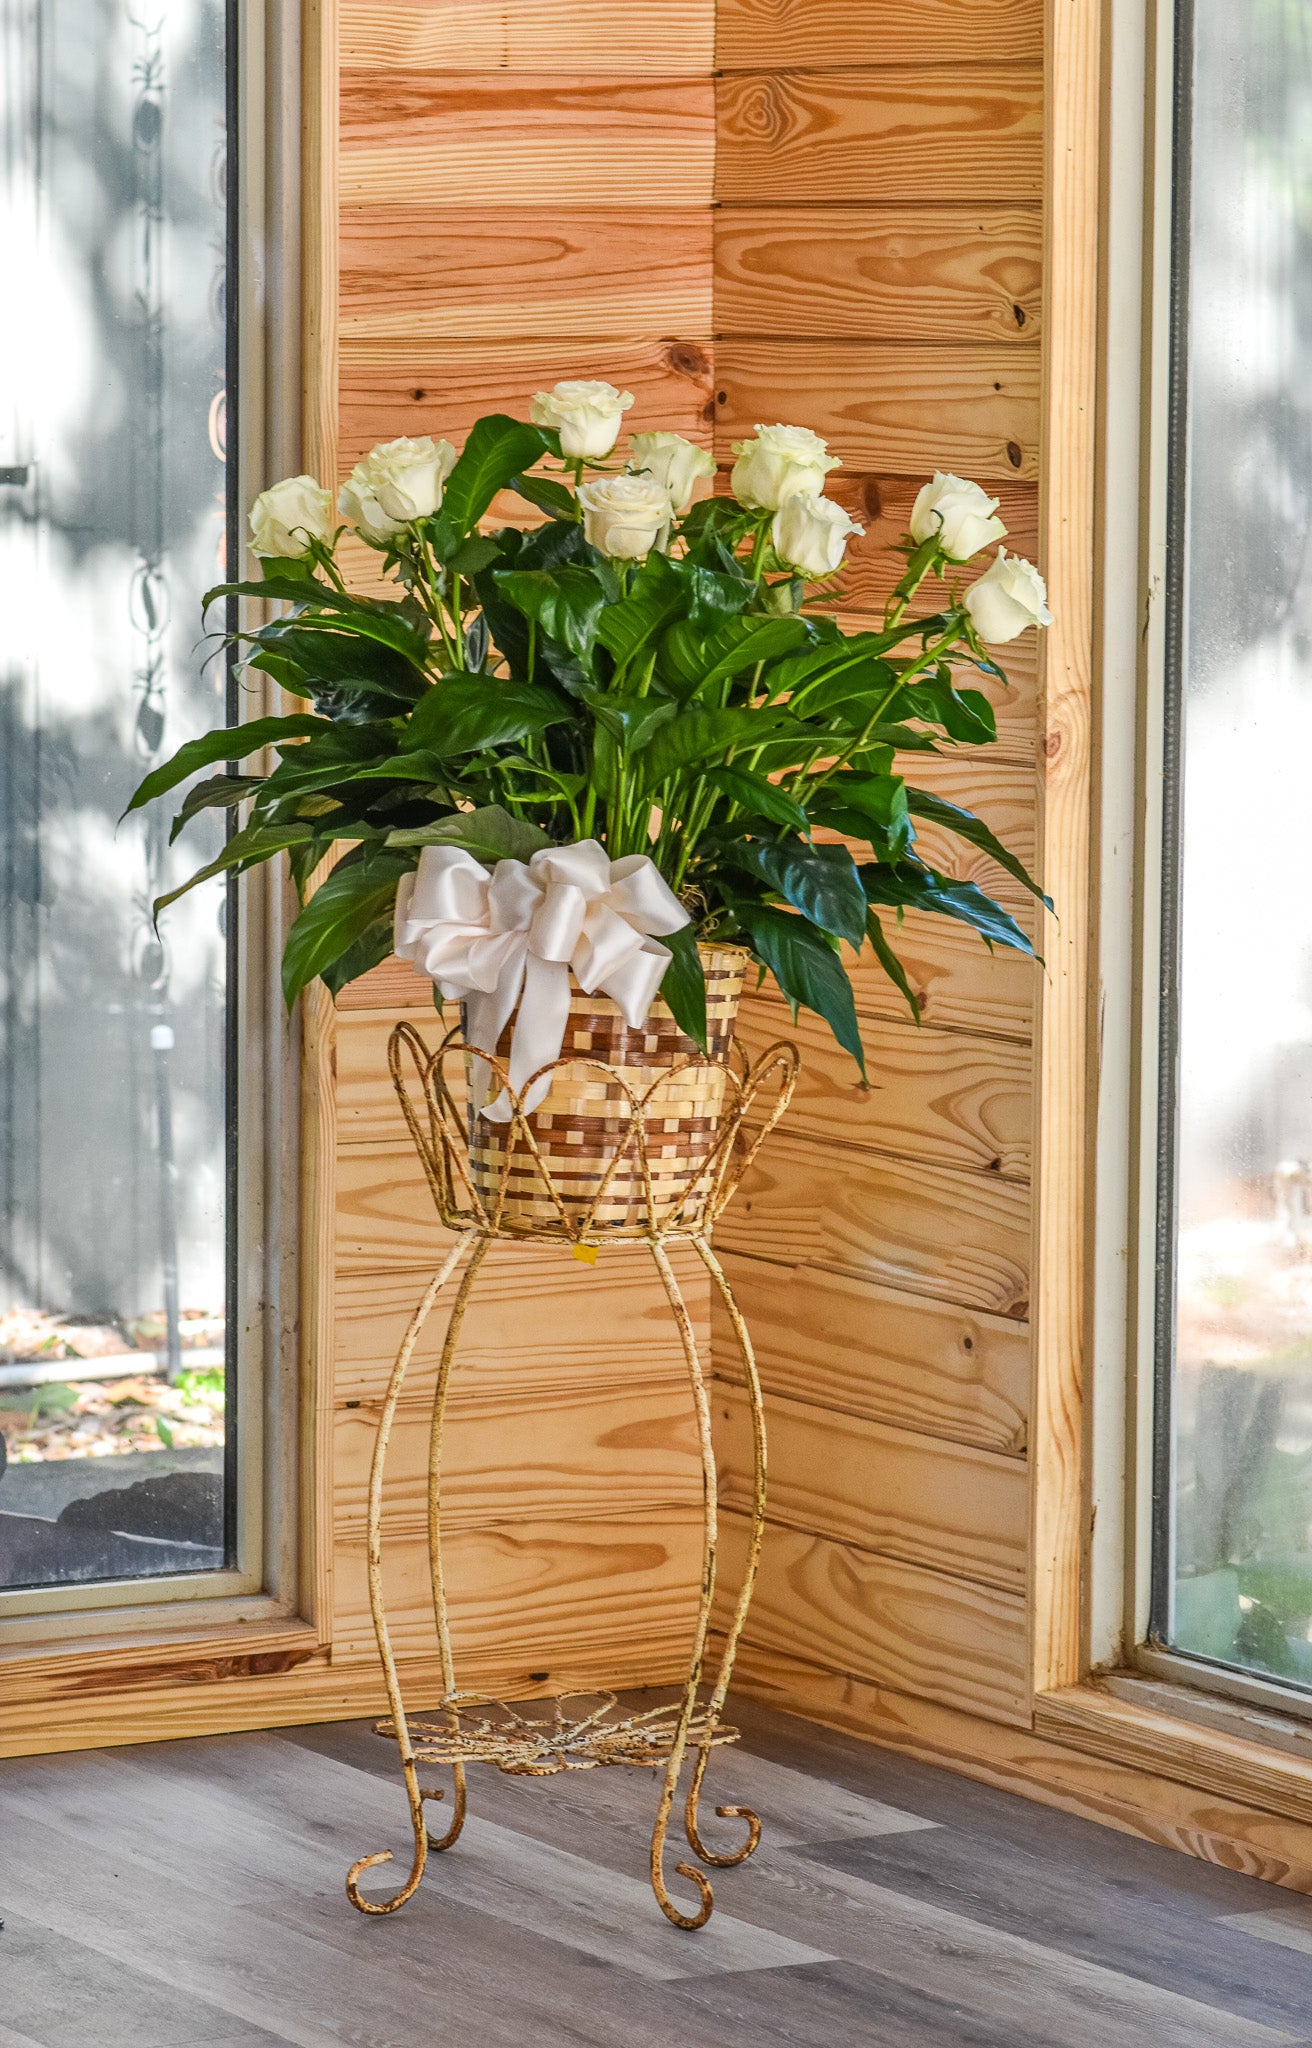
484;953;572;1122
465;948;527;1117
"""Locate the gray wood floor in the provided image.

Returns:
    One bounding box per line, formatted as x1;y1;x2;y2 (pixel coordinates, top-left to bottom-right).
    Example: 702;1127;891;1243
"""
3;1691;1312;2046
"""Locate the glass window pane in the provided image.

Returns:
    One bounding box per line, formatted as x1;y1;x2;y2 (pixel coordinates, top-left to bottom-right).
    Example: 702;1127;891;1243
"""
1159;4;1312;1685
0;0;232;1590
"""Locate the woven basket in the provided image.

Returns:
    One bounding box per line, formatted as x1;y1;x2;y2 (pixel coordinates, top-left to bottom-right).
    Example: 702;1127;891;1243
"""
463;944;747;1237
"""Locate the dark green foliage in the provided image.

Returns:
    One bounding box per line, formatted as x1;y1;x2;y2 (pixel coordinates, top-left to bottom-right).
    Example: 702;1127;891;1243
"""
132;420;1047;1042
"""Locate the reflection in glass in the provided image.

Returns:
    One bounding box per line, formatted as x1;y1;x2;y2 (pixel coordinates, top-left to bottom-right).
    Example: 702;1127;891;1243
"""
0;0;231;1588
1164;4;1312;1683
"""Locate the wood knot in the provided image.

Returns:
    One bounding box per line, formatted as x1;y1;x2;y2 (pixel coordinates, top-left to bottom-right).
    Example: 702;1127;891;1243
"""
1006;440;1023;469
860;479;884;519
1045;728;1063;760
666;341;709;378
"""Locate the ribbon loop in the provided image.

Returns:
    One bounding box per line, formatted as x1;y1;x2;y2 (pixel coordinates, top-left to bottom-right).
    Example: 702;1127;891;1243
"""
394;838;691;1119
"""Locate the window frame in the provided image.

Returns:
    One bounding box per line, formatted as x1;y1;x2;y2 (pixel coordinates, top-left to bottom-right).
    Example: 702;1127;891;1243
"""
1091;0;1312;1724
0;0;305;1638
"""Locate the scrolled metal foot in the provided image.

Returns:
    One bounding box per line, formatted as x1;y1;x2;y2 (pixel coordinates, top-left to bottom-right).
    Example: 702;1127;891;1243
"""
684;1744;762;1869
344;1233;475;1917
650;1841;715;1931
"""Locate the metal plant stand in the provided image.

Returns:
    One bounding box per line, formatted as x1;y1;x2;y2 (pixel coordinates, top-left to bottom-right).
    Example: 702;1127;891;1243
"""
344;1017;797;1931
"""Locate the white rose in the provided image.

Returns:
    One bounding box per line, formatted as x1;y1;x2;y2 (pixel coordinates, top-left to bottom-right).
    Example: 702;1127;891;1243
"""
577;473;673;559
338;472;402;543
249;475;334;558
909;472;1008;562
628;431;716;514
530;379;634;459
730;423;840;511
771;492;863;578
963;548;1053;644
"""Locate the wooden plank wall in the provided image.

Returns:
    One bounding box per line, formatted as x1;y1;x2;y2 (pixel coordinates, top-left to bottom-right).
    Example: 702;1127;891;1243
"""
324;0;721;1699
710;0;1045;1729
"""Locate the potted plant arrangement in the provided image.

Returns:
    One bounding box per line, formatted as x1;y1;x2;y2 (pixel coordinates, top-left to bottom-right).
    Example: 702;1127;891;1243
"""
129;377;1049;1220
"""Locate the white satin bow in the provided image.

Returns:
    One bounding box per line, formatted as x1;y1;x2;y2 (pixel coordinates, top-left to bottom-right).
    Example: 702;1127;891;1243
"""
393;839;691;1120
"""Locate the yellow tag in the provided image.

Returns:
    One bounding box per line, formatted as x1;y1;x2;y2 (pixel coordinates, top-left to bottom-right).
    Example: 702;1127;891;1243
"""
572;1242;599;1267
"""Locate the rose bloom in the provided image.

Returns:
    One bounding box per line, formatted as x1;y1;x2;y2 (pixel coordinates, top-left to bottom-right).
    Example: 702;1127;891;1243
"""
963;549;1053;644
772;493;863;578
628;431;715;514
730;423;840;511
909;472;1008;562
577;473;673;559
339;436;456;541
530;379;634;459
249;475;335;558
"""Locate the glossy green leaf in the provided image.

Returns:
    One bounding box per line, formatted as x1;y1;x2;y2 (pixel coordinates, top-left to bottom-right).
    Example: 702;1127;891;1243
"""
735;904;866;1077
405;674;569;755
659;615;809;700
706;765;810;832
386;803;551;863
865;908;921;1023
153;820;319;917
658;923;708;1051
124;713;325;818
281;850;415;1008
636;707;793;793
168;773;263;843
860;859;1036;954
432;416;552;545
494;566;607;662
511;472;577;520
732;837;868;948
905;788;1050;906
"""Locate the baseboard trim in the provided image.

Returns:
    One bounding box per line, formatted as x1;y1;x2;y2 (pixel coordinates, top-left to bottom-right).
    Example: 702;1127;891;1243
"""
731;1638;1312;1895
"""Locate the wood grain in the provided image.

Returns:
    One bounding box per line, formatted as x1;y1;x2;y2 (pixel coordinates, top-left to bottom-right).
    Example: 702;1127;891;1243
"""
735;1004;1033;1181
719;1128;1031;1318
332;1255;700;1403
340;73;715;206
1036;1686;1312;1840
749;909;1038;1040
340;207;712;339
332;1506;703;1666
334;1377;698;1533
341;0;714;71
715;69;1044;206
722;1510;1030;1725
714;341;1041;481
1029;0;1101;1701
716;0;1044;69
718;1383;1027;1591
816;476;1040;617
339;337;713;469
732;1642;1312;1897
715;206;1042;343
713;1249;1030;1455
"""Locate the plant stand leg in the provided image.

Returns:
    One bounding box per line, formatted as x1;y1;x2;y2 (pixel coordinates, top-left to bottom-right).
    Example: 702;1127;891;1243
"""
424;1232;492;1834
646;1238;719;1930
679;1235;766;1870
346;1230;476;1915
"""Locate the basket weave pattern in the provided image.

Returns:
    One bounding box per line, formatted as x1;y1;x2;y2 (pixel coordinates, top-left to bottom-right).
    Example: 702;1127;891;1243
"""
389;946;797;1243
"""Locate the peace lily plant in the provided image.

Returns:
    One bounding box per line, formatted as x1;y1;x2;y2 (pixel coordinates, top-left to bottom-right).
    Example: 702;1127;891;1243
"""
129;379;1051;1073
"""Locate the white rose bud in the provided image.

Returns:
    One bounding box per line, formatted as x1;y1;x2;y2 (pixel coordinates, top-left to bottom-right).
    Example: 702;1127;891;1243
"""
577;473;673;559
339;436;456;544
628;431;716;514
730;423;840;512
963;548;1053;644
249;475;334;558
530;379;634;459
909;471;1008;562
771;492;863;579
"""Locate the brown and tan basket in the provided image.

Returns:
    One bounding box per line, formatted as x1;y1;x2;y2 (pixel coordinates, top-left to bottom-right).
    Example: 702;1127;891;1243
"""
467;944;745;1233
388;945;798;1243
